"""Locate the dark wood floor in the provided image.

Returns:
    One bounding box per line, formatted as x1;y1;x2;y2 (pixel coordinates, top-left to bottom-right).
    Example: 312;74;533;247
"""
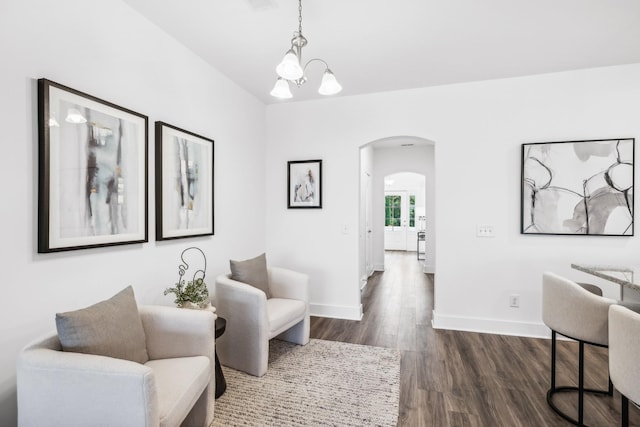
310;251;638;426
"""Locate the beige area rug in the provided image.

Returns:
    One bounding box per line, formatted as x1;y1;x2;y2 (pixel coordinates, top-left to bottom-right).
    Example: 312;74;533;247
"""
211;339;400;427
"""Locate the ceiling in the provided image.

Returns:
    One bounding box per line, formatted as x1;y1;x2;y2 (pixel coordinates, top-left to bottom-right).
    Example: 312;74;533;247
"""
123;0;640;105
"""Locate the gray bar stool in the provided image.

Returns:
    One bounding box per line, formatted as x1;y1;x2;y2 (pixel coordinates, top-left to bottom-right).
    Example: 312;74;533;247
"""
542;272;615;426
609;304;640;427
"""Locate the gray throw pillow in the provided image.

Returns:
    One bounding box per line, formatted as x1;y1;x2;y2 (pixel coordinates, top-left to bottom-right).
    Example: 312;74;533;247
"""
55;286;149;364
230;253;270;298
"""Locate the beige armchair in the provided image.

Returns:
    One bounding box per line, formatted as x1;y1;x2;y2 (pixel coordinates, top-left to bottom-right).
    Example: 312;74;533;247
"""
17;305;216;427
215;266;309;377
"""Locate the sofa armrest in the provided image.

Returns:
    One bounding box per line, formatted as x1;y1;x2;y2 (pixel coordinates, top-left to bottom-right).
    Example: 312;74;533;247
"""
17;338;158;427
139;305;215;361
268;267;309;302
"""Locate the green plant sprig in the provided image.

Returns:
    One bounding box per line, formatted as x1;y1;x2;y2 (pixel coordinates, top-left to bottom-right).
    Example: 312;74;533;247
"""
164;278;209;308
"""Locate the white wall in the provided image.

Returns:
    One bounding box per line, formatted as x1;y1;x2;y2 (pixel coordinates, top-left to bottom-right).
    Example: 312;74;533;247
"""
0;0;266;424
266;63;640;336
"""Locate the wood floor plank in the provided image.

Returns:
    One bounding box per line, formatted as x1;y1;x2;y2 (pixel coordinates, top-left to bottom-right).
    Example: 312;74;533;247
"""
309;251;640;426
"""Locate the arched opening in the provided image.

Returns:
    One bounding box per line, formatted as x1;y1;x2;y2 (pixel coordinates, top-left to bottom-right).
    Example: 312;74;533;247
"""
359;136;435;315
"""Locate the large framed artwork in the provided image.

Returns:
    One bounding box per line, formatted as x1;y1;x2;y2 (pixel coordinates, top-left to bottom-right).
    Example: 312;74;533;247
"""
521;138;634;236
155;122;214;240
38;79;148;253
288;159;322;209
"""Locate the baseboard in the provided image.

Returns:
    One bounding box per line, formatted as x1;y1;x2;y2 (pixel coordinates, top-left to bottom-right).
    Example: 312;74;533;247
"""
311;303;363;321
373;264;384;272
431;310;549;339
423;264;434;274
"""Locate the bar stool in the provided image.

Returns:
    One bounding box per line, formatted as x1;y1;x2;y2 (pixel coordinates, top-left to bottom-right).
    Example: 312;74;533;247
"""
542;272;616;426
609;304;640;427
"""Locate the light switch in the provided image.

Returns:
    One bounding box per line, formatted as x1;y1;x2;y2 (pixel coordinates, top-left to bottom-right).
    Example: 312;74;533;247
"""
476;224;495;237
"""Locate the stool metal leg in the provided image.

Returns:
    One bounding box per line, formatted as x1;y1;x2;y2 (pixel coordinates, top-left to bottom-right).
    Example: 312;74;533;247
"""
551;330;557;390
622;395;629;427
546;329;612;426
579;341;584;426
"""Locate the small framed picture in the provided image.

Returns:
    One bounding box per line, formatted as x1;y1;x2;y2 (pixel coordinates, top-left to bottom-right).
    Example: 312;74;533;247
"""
155;122;214;240
288;159;322;209
37;79;148;253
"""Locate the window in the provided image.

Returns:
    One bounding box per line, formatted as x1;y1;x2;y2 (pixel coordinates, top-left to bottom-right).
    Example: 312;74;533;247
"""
409;195;415;227
385;195;401;226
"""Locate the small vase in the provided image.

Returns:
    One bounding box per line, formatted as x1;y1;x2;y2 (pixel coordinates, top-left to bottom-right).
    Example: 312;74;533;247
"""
181;301;216;313
181;301;201;310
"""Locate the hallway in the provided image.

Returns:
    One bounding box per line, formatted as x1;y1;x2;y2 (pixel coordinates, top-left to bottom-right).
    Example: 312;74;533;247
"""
310;251;634;426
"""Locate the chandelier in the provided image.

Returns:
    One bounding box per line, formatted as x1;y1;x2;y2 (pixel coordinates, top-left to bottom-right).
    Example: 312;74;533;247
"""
270;0;342;99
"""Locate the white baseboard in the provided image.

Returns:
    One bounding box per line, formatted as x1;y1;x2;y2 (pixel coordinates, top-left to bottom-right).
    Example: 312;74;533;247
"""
423;264;434;274
431;310;549;339
311;303;363;321
373;264;384;272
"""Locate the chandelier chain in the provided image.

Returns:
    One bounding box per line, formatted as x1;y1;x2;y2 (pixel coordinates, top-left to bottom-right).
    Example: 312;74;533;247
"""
298;0;303;35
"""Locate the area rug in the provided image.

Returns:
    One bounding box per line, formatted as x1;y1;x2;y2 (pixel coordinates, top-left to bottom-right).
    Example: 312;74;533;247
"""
210;339;400;427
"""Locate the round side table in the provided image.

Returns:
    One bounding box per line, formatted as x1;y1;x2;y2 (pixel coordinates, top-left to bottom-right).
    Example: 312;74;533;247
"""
214;317;227;399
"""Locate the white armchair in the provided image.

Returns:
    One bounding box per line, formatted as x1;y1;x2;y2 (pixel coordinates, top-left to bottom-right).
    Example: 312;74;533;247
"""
17;305;216;427
215;267;310;377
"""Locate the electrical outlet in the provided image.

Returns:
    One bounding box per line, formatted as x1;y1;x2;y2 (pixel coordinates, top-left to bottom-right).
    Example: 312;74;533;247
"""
509;294;520;308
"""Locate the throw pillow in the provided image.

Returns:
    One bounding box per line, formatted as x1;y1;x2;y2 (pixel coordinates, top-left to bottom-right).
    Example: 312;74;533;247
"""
230;253;270;298
55;286;149;364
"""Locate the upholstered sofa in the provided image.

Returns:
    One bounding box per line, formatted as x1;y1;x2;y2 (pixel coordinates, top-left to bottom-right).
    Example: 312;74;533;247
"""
17;305;216;427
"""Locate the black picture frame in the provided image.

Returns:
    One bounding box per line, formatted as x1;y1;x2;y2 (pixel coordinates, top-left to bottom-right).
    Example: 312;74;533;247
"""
155;121;214;240
288;159;322;209
521;138;634;236
38;78;149;253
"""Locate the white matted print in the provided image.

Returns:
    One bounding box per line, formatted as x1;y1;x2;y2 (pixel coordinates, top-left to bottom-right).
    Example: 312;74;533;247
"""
521;138;634;236
38;79;148;253
288;160;322;209
155;122;214;240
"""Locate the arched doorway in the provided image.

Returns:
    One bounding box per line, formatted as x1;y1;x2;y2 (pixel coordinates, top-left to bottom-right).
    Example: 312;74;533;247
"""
359;136;435;311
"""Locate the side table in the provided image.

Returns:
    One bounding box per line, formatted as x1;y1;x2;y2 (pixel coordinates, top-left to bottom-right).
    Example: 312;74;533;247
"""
214;317;227;399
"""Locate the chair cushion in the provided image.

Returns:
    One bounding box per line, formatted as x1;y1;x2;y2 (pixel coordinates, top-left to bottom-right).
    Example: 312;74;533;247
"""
146;356;210;427
230;253;271;298
55;286;149;364
267;298;306;337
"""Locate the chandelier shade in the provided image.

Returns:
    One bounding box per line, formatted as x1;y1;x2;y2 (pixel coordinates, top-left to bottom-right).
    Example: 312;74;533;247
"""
276;49;304;80
270;77;293;99
318;69;342;95
270;0;341;99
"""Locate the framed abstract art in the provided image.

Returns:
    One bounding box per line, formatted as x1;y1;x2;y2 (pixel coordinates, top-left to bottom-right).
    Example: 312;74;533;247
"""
288;159;322;209
155;121;214;240
521;138;634;236
38;79;148;252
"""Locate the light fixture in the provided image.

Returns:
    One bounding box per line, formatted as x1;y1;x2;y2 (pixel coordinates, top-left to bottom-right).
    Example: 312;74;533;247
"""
271;0;342;99
270;77;293;99
65;108;87;124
